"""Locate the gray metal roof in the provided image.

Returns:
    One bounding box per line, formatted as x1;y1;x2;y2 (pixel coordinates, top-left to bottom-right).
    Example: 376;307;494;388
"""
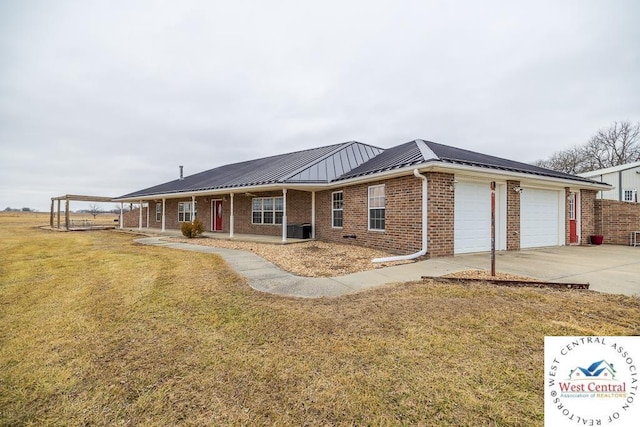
117;138;607;200
336;139;604;185
117;141;382;199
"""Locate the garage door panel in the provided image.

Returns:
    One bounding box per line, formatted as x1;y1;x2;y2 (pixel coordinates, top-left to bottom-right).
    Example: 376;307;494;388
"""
520;189;561;248
454;182;491;254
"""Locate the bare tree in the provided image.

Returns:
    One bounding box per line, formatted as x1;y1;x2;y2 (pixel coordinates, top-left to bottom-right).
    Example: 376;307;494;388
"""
533;144;588;175
582;121;640;170
88;203;102;219
533;120;640;174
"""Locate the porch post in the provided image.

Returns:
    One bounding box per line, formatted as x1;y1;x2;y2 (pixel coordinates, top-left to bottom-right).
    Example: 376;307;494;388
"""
146;202;150;227
282;188;287;242
229;193;234;238
138;200;143;230
65;198;70;230
119;202;123;229
50;199;54;228
311;191;316;239
191;196;195;222
161;198;166;232
57;199;61;228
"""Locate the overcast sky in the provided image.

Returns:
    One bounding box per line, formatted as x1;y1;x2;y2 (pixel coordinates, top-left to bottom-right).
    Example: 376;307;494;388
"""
1;0;639;211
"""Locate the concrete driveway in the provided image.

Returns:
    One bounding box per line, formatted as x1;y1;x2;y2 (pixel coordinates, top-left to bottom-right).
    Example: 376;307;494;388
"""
137;236;639;298
425;245;640;297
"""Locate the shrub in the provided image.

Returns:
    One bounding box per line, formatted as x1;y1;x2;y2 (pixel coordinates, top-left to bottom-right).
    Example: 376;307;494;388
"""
181;219;205;238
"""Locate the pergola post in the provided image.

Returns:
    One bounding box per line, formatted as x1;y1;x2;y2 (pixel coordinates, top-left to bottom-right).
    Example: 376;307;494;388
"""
229;193;234;238
138;200;143;230
50;199;54;228
282;188;287;243
57;199;61;229
65;198;70;230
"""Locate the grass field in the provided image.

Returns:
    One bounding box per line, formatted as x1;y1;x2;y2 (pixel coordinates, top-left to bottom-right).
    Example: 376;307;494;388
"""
1;212;639;426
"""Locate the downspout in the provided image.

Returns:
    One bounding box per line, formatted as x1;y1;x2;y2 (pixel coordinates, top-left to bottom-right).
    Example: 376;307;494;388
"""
373;169;428;262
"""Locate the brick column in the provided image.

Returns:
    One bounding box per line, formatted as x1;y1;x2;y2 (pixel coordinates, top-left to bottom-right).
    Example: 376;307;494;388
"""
426;172;454;257
506;180;521;250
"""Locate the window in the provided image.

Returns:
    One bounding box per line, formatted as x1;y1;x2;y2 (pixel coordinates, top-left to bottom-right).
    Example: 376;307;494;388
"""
368;185;385;231
332;191;343;228
568;194;575;220
252;197;284;224
623;189;637;203
178;201;196;222
156;203;162;222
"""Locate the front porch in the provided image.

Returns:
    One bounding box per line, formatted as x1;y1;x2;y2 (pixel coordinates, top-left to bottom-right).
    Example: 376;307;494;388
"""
117;227;312;245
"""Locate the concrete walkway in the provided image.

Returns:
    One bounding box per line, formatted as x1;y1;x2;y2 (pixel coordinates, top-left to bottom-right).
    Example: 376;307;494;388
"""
135;237;640;298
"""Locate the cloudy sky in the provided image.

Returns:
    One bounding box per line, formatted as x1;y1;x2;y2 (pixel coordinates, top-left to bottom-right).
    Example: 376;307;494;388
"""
1;0;639;211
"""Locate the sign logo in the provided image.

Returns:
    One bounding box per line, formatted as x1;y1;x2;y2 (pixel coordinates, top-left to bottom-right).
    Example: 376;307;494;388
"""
545;337;639;426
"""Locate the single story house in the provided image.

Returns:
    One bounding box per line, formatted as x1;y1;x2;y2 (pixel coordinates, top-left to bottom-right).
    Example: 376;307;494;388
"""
578;161;640;203
114;139;610;258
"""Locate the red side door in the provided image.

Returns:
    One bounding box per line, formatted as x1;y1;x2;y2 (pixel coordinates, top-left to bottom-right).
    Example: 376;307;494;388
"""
569;193;578;244
212;200;223;231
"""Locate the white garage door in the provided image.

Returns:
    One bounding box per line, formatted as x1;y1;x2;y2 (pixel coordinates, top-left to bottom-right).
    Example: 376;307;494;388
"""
454;181;491;254
520;188;562;248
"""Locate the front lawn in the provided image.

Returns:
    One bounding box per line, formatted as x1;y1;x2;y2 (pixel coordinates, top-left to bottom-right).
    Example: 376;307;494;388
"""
1;213;638;426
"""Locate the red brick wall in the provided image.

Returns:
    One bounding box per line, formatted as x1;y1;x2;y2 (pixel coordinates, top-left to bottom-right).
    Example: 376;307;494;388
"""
595;199;640;245
426;172;454;257
580;190;597;244
123;205;149;228
506;180;521;250
316;176;423;255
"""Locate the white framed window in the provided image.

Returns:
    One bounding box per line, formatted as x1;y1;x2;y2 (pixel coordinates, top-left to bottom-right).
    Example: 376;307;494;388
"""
332;191;343;228
623;189;637;203
368;184;385;231
568;194;575;220
156;203;162;222
178;201;196;222
252;197;284;224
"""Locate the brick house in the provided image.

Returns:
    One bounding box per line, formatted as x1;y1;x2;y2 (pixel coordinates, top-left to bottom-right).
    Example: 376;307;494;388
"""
114;139;610;258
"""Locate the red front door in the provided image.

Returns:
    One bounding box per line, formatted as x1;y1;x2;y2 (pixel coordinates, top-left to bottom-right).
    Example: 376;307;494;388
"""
569;193;578;244
212;200;223;231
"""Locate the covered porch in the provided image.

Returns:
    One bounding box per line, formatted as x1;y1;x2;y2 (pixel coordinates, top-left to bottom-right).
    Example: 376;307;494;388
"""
118;186;322;244
117;226;312;245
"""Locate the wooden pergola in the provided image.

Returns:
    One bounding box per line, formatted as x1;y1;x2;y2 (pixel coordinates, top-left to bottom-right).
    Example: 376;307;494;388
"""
50;194;115;230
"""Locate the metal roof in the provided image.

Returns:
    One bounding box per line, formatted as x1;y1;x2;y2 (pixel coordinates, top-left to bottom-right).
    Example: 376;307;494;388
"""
117;141;382;199
578;161;640;177
117;138;609;200
336;139;604;185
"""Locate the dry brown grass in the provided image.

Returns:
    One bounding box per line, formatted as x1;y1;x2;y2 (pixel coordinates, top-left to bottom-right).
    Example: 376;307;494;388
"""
1;212;639;426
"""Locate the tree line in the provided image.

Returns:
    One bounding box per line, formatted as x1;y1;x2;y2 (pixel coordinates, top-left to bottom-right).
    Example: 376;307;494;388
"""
533;120;640;174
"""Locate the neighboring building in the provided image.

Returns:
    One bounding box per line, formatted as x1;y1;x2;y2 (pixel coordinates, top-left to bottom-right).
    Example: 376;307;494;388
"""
114;139;610;257
578;161;640;203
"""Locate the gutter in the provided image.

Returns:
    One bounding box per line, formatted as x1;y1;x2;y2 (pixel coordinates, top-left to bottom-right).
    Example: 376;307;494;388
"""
372;169;428;263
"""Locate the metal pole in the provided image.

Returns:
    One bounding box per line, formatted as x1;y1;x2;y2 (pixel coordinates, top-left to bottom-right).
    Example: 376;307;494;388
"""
491;181;496;276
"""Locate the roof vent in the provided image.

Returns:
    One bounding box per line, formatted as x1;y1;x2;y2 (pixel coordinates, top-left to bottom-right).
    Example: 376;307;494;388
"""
179;165;184;180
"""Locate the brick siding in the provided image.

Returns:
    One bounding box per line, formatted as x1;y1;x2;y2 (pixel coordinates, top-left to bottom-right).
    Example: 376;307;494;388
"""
316;175;423;255
506;180;521;250
121;173;602;257
580;190;597;244
595;199;640;245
